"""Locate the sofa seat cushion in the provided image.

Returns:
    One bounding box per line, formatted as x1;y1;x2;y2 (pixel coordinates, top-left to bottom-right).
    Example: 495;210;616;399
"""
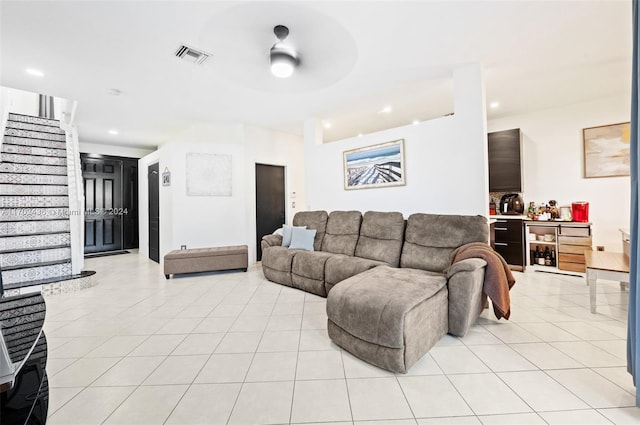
261;246;298;286
291;251;337;296
327;266;446;349
324;255;386;294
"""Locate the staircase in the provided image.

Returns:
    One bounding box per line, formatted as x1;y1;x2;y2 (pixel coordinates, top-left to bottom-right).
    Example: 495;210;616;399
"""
0;113;73;290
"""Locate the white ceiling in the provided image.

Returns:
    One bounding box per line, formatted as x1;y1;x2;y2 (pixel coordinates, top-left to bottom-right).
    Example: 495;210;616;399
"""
0;1;632;148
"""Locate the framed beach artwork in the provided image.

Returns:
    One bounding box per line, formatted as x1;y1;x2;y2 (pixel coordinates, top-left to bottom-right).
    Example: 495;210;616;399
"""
343;139;405;190
583;122;630;178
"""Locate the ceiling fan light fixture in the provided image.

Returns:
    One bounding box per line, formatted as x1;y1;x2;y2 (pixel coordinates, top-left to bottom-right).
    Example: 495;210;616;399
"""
270;25;299;78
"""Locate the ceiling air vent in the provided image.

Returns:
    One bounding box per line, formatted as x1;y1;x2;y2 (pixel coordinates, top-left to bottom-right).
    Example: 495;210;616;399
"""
175;45;210;65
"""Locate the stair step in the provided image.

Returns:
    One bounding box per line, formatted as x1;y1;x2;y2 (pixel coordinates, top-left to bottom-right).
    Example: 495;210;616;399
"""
0;233;71;253
8;113;59;127
3;135;66;150
0;163;67;175
0;220;70;237
4;128;66;142
0;196;69;208
2;258;71;271
5;120;65;135
1;262;72;285
0;173;68;185
1;143;67;158
0;208;71;222
1;153;66;166
0;184;68;196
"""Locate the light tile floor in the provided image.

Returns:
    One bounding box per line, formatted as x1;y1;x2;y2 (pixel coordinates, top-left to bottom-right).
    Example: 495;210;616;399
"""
44;251;640;424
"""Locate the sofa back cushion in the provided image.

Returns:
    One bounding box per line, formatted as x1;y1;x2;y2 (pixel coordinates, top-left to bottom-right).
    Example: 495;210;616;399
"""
293;211;329;252
321;211;363;255
354;211;406;267
401;214;488;272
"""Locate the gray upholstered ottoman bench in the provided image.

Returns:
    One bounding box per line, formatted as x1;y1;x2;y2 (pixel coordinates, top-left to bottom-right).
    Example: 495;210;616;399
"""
327;265;448;373
164;245;248;279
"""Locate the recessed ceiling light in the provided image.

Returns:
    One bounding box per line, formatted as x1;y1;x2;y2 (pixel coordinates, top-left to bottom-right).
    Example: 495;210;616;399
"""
323;121;332;129
379;106;392;114
489;101;500;109
357;133;363;137
26;68;44;77
108;129;119;135
108;88;122;96
412;120;420;125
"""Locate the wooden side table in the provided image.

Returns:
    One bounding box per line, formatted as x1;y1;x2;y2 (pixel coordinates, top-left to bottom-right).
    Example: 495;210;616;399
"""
585;251;630;314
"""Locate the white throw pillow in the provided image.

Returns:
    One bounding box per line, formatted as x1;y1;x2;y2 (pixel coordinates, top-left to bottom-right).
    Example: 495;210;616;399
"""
288;228;317;251
273;228;284;236
282;224;306;247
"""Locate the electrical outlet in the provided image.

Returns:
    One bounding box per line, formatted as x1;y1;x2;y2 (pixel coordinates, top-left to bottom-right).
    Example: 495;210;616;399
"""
181;245;187;250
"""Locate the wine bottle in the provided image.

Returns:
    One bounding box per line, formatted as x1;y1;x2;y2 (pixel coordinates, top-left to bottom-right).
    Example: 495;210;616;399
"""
551;248;556;267
544;247;551;266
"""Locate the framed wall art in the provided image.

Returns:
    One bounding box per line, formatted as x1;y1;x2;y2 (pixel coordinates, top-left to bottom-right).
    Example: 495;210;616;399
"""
343;139;405;190
583;122;630;178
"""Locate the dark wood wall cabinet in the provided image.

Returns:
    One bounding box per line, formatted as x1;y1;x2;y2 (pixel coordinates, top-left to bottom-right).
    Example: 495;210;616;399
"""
488;128;522;192
493;218;525;271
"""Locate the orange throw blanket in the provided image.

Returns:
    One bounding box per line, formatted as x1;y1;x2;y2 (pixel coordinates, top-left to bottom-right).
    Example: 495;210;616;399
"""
451;242;516;320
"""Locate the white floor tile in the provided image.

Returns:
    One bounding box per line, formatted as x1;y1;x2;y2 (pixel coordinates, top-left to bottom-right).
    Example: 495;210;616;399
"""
593;367;636;395
195;353;253;383
598;407;640;424
518;322;581;342
48;336;109;358
551;341;626;367
484;323;542;344
539;409;614;424
165;383;242;425
398;375;473;418
155;317;202;334
103;385;188;425
142;354;208;385
417;418;480;424
46;357;76;376
498;371;589;411
302;314;328;330
47;386;83;415
291;379;352;423
257;330;300;352
50;357;120;387
296;350;345;380
172;332;224;355
467;345;537;372
266;314;303;331
430;346;490;374
215;331;263;353
510;342;585;369
193;316;236;333
554;321;621;340
546;369;636;408
230;314;270;332
246;351;298;382
128;334;187;356
347;377;413;421
227;381;294;425
448;373;531;415
478;413;546;424
48;386;135;425
299;329;338;351
93;356;164;386
403;353;444;376
460;327;504;345
85;335;148;357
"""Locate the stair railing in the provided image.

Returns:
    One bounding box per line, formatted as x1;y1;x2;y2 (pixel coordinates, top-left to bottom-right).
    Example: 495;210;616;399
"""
0;87;10;153
59;99;84;275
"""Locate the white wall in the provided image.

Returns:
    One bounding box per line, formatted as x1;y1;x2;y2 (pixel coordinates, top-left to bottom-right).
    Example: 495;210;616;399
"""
138;123;304;265
488;95;630;251
304;64;488;217
80;142;155;159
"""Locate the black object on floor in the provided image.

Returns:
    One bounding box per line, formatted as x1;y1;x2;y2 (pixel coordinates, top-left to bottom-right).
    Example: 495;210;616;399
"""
84;250;130;258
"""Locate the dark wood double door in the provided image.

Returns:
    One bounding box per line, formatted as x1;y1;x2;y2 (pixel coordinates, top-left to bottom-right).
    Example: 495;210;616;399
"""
81;154;138;254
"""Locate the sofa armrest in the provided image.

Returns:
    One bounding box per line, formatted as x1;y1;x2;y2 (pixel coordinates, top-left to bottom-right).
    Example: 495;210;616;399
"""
262;234;283;248
446;258;486;278
447;258;487;337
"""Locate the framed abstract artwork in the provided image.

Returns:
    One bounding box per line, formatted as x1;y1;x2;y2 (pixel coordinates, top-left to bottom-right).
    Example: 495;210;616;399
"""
343;139;405;190
583;122;630;178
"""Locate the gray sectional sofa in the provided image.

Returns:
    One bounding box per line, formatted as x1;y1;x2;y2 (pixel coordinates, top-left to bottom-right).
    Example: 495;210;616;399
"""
261;210;490;373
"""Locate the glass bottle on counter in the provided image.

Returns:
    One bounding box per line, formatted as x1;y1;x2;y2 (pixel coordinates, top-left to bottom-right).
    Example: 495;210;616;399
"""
537;247;546;265
544;247;551;266
531;246;539;265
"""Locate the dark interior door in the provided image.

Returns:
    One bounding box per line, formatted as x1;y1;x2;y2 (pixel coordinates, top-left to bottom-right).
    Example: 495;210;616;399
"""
148;163;160;263
122;159;139;249
82;157;123;253
256;164;285;261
